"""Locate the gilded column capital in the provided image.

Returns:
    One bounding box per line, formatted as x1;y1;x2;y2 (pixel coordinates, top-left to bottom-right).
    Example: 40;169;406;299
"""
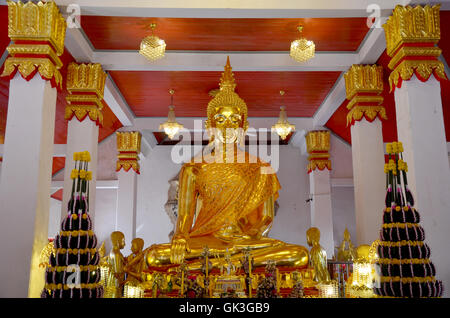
383;4;447;91
344;64;387;126
116;131;141;174
65;63;107;126
305;130;331;173
1;1;67;90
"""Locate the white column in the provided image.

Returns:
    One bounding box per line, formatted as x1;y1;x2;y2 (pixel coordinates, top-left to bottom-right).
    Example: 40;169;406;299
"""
351;118;385;245
394;75;450;294
309;169;334;258
0;74;56;298
115;170;138;255
60;119;99;225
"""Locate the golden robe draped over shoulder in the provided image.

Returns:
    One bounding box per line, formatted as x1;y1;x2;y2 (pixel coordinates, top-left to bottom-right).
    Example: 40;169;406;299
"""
185;153;280;238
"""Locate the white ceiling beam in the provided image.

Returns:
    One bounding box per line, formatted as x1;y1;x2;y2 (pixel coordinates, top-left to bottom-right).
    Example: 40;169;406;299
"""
49;0;432;18
64;27;94;62
94;51;357;72
103;75;135;126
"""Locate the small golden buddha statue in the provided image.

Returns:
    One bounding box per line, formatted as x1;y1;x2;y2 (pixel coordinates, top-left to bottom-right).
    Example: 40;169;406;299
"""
306;227;330;283
106;231;126;298
124;238;146;283
336;228;356;262
146;57;308;271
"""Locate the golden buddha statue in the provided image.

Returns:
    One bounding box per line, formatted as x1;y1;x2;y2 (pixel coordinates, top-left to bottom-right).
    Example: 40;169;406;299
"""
306;227;330;283
105;231;126;298
145;57;308;270
336;228;356;262
124;238;146;283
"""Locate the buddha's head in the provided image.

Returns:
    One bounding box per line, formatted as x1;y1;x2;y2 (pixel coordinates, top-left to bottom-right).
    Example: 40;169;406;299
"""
111;231;125;250
306;227;321;247
206;56;248;144
131;238;144;254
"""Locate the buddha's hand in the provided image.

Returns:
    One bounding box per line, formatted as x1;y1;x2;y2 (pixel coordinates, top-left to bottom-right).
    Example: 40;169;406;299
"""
170;235;189;264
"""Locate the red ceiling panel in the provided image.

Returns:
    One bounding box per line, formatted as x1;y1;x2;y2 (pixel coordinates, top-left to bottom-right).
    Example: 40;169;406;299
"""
0;5;8;55
81;16;369;52
109;70;341;118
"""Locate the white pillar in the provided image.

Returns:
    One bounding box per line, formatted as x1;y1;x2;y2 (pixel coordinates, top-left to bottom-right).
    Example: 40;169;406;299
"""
394;75;450;293
309;169;334;258
115;170;138;255
61;119;99;225
351;118;385;245
0;74;56;298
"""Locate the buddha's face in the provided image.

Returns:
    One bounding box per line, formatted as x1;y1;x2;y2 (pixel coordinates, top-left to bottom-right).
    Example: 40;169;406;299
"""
212;106;243;144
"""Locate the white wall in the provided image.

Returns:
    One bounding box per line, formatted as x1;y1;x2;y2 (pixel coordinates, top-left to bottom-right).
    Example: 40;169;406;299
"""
328;134;357;248
95;188;118;254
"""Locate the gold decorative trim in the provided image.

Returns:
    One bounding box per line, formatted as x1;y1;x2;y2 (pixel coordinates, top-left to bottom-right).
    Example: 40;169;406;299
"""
6;1;67;55
383;5;441;58
347;106;387;126
379;240;424;247
116;131;141;153
116;160;140;174
344;65;383;100
65;105;103;126
47;265;99;272
379;276;436;283
65;63;107;125
1;57;62;88
6;43;62;68
307;160;331;173
388;46;442;71
382;222;419;229
377;258;430;265
305;130;330;153
346;95;384;110
66;63;107;98
116;131;141;174
388;59;447;92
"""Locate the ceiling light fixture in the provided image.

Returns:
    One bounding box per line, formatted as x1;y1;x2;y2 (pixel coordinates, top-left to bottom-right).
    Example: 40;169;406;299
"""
290;25;315;63
272;90;295;140
139;23;166;61
159;89;184;140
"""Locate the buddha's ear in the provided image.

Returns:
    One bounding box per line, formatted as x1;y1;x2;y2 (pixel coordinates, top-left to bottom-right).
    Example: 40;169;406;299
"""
243;120;249;132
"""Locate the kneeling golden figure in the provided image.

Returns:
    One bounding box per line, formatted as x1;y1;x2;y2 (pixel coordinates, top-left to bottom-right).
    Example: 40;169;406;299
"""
146;57;308;270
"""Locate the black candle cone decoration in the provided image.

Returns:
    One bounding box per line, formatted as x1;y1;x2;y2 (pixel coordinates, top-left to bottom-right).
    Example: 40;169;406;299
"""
374;142;443;298
41;151;103;298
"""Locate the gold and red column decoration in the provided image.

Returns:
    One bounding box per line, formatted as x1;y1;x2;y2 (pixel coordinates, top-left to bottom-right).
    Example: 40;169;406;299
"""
383;4;447;92
65;63;107;126
1;1;66;90
305;130;331;174
344;64;387;126
116;131;142;174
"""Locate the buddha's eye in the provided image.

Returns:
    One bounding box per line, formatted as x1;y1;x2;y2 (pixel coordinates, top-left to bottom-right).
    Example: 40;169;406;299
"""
214;114;226;123
230;114;241;124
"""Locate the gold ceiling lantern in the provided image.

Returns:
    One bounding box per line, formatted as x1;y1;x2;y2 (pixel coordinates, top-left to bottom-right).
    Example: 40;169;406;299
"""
272;91;295;140
159;89;184;140
139;23;166;61
290;26;315;63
